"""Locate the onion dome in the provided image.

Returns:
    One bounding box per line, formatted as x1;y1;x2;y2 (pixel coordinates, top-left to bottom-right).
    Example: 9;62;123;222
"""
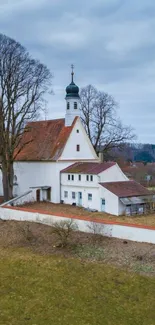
66;65;80;98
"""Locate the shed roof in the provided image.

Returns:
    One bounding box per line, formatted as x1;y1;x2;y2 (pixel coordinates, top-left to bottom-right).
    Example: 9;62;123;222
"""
99;181;152;197
15;117;78;161
61;161;116;174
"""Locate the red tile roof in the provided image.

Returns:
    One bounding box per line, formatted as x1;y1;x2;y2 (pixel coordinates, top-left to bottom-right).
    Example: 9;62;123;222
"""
61;162;116;174
15;117;78;161
100;181;152;197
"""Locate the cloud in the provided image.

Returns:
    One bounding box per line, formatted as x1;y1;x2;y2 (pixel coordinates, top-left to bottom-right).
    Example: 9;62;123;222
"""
0;0;48;16
0;0;155;142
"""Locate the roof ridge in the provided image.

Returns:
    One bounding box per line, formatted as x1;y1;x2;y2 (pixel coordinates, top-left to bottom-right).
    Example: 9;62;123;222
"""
27;118;65;125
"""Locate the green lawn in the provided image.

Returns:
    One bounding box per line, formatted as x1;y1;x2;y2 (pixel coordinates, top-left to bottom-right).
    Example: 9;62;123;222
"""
0;247;155;325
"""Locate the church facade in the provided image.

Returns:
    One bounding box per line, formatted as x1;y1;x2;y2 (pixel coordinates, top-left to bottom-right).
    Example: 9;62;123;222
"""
0;69;153;215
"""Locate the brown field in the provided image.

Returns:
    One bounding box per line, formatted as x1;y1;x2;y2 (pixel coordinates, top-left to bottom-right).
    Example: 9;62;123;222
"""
19;201;155;227
0;219;155;276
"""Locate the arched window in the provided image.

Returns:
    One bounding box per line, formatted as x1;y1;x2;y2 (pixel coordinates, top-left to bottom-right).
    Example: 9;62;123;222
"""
67;102;70;110
74;102;77;109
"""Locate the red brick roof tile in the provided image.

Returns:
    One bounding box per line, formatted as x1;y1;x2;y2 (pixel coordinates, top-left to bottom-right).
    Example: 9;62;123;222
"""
15;117;78;161
61;161;116;174
100;181;152;197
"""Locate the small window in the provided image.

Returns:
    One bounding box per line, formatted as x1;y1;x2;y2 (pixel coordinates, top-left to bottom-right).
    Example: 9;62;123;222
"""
67;102;70;110
74;102;77;109
102;199;105;205
76;129;79;133
68;174;70;180
64;191;68;198
76;144;80;152
78;175;81;181
71;175;74;181
90;175;93;182
72;192;76;199
86;175;89;181
88;193;92;201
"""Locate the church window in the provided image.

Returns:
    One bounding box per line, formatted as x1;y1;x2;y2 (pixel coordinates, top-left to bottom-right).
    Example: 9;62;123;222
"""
67;102;70;110
74;102;77;109
68;174;70;180
64;191;68;198
76;129;79;133
76;144;80;152
79;175;81;181
90;175;93;181
86;175;89;181
71;175;74;181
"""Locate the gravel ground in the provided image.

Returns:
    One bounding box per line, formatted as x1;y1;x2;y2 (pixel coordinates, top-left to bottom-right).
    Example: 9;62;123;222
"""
0;219;154;276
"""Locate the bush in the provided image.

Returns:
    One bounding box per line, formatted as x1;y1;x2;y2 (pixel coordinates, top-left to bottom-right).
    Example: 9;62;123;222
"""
18;224;34;243
51;219;78;247
87;221;104;245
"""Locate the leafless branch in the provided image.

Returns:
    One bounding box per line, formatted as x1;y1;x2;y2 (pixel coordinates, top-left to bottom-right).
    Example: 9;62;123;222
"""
0;33;53;200
80;85;136;155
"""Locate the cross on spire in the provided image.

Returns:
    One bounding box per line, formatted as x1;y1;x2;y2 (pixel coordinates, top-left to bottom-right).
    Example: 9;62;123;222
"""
71;64;74;82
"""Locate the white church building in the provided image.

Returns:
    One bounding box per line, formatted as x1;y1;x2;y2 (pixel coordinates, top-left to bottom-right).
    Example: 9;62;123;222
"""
0;69;153;215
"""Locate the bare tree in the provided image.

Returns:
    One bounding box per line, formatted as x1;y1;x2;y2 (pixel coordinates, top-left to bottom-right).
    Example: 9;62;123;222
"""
0;34;53;201
80;85;135;155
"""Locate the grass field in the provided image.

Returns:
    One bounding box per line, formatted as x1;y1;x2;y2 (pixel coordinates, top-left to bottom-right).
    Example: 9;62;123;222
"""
0;247;155;325
21;201;155;227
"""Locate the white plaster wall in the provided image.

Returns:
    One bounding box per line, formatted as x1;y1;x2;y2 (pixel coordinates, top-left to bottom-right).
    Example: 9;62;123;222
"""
65;97;80;127
99;186;119;215
61;184;100;210
61;173;119;214
99;164;128;183
61;173;99;187
14;161;72;203
0;207;155;244
60;118;98;161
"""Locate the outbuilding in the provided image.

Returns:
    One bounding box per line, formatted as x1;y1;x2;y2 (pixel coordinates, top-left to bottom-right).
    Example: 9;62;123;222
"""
99;181;154;215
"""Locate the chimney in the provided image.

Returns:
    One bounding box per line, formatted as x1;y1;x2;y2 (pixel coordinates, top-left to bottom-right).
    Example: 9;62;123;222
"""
98;152;104;162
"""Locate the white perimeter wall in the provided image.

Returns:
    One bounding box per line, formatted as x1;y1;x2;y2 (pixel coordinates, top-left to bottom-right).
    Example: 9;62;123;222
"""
0;207;155;244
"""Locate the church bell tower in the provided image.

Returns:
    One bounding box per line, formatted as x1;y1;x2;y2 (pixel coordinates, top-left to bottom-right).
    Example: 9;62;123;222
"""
65;65;80;126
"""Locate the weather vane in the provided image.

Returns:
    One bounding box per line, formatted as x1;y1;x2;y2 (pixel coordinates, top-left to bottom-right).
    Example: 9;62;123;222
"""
71;64;74;82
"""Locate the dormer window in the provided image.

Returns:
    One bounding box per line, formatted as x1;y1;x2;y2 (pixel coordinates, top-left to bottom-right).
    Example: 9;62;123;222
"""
74;102;77;109
67;102;70;110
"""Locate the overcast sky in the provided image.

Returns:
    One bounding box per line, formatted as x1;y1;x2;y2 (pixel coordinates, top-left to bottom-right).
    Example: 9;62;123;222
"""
0;0;155;143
